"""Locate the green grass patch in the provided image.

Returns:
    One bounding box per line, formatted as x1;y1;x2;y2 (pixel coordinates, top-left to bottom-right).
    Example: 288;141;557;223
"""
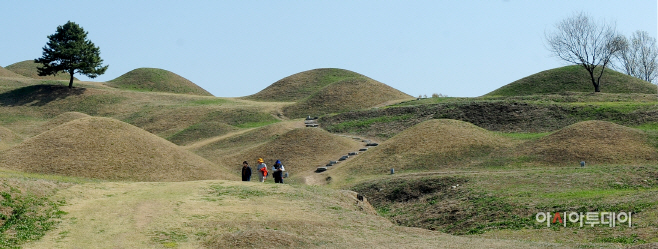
495;131;552;140
0;187;66;248
326;114;413;133
189;98;230;105
208;185;268;199
596;234;646;244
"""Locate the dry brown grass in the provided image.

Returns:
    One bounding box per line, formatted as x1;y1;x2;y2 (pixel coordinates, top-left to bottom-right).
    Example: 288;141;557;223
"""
36;111;90;133
0;125;21;151
520;120;658;165
283;77;413;118
0;117;237;181
5;60;76;81
330;119;514;180
192;121;303;160
0;66;25;78
24;180;557;248
220;127;362;183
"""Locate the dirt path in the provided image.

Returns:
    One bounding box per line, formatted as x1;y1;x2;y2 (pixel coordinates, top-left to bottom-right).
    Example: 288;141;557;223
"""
181;128;258;150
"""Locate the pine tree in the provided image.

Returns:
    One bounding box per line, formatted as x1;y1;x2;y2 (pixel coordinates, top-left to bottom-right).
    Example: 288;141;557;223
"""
35;21;108;88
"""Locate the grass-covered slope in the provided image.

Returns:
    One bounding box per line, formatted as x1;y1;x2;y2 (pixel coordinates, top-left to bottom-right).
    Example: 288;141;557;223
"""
107;68;213;96
332;119;513;179
521;120;658;165
0;125;21;151
221;127;362;183
5;60;76;81
192;121;303;162
245;68;413;118
0;117;236;181
36;111;90;133
23;180;552;248
244;68;365;102
486;65;657;96
0;65;25;78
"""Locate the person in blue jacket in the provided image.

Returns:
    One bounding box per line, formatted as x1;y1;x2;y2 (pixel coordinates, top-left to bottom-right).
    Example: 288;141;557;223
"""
272;160;285;183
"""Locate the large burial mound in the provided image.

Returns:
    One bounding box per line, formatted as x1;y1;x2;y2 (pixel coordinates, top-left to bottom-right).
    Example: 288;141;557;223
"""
36;111;91;133
107;68;213;96
486;65;656;96
5;60;76;81
0;117;235;181
336;119;513;176
0;65;25;78
245;68;412;118
245;68;367;102
222;128;361;181
521;120;658;165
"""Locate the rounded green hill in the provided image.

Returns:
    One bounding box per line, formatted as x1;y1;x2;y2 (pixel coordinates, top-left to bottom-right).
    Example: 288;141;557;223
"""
244;68;366;102
245;68;412;118
486;65;656;96
107;68;212;96
5;60;76;80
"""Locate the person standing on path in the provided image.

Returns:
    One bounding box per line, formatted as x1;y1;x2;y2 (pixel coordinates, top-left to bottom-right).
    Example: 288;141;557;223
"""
272;160;285;184
257;158;268;182
241;161;252;181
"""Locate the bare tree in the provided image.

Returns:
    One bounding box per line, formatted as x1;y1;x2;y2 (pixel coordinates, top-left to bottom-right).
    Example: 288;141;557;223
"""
614;31;658;83
546;13;626;92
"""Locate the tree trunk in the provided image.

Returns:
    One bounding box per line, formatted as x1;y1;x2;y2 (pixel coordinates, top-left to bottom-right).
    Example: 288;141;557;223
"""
68;71;74;88
587;69;600;92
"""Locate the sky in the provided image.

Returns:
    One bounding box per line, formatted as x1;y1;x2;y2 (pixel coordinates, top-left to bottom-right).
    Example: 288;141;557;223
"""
2;1;656;98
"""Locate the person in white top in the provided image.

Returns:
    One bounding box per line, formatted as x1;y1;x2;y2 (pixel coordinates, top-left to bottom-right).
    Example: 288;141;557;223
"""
256;158;267;182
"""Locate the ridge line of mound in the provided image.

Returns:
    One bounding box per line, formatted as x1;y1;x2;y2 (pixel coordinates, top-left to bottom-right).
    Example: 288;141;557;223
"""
520;120;658;165
0;117;236;181
107;68;213;96
5;60;76;81
486;65;656;96
332;119;514;177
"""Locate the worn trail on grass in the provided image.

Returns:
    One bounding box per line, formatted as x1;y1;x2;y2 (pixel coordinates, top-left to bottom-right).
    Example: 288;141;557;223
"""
26;180;561;249
181;127;259;150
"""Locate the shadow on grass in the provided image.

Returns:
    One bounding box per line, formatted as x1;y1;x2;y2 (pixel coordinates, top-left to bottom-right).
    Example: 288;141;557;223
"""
0;85;86;107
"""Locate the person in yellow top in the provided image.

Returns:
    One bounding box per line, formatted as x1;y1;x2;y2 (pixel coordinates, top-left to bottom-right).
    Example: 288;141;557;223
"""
256;158;267;182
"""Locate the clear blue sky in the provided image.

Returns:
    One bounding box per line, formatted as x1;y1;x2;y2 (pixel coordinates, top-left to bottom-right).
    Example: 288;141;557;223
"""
2;1;656;97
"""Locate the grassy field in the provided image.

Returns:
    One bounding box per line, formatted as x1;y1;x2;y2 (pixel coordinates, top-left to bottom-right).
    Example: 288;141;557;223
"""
2;65;658;248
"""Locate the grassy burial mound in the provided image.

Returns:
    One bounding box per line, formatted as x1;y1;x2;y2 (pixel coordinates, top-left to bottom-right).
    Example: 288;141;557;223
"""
244;68;412;118
0;65;26;78
486;65;656;96
0;117;236;181
244;68;365;102
36;111;91;133
5;60;76;81
333;119;514;178
521;120;658;165
107;68;212;96
221;128;361;182
282;76;413;118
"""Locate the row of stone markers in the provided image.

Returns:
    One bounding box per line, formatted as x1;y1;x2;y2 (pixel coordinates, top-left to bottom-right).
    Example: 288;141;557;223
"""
316;136;378;173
